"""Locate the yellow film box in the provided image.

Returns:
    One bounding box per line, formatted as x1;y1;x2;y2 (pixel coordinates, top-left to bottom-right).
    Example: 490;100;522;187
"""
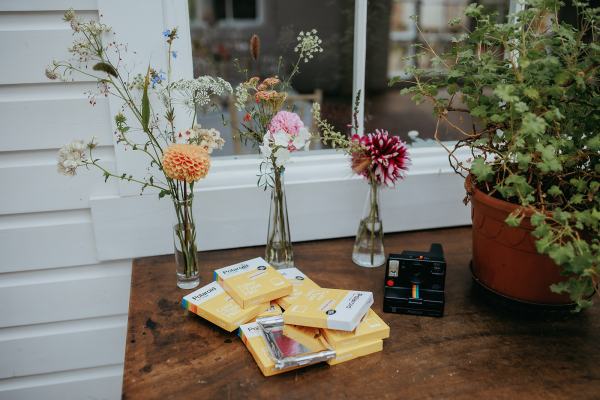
238;322;301;376
327;339;383;366
275;267;321;309
283;288;373;331
282;324;329;353
214;257;292;308
181;281;267;332
256;302;283;319
321;309;390;349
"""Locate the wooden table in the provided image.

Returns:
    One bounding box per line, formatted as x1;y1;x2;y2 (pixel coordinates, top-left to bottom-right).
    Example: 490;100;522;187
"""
123;227;600;399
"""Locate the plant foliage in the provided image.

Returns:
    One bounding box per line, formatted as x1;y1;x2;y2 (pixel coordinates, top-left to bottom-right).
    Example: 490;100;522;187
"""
392;0;599;309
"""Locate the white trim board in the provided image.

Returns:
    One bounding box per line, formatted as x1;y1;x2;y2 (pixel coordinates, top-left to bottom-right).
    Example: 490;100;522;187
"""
91;146;471;260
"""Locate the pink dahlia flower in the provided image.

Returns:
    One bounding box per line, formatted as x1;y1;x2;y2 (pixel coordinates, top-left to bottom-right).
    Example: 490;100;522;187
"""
268;111;304;137
351;129;410;187
267;111;310;152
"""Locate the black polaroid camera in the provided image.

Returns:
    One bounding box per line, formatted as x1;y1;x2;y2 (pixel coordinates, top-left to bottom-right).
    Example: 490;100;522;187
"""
383;243;446;317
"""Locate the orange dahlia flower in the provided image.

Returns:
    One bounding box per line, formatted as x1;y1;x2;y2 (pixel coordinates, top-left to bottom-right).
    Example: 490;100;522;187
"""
162;144;210;183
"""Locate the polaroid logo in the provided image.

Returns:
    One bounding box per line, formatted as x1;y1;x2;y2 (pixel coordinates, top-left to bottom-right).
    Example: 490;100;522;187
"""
345;292;364;309
191;286;217;301
221;263;251;276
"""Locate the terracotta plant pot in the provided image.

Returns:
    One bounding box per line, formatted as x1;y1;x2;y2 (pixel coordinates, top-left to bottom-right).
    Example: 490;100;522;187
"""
468;177;572;305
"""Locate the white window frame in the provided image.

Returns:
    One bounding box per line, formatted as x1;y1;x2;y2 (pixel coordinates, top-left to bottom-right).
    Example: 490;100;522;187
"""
90;0;471;260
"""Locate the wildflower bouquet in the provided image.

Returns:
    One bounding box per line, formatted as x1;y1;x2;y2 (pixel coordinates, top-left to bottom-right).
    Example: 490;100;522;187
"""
232;30;323;268
312;99;410;267
47;10;232;289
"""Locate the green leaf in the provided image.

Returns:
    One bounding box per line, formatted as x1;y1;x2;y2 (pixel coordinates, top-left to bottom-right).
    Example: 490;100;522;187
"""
530;212;545;226
494;84;519;103
92;62;118;77
520;113;547;136
535;143;562;173
505;209;524;227
141;67;151;133
471;158;493;182
548;185;562;197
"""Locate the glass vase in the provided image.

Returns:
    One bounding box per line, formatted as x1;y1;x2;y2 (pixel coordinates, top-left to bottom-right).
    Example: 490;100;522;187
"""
265;168;294;269
352;180;385;268
173;197;200;289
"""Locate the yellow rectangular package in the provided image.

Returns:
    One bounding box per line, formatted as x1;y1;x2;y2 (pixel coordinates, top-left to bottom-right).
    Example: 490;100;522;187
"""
238;322;302;376
181;281;267;332
282;324;329;353
327;339;383;366
321;309;390;349
283;287;373;331
275;267;321;309
256;302;283;319
213;257;292;308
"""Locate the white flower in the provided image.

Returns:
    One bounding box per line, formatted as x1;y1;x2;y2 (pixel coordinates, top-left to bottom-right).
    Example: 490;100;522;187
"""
273;130;290;148
274;147;291;167
407;130;419;140
294;30;323;62
167;76;233;112
57;139;88;176
292;127;311;150
45;67;59;80
259;132;272;158
181;125;225;153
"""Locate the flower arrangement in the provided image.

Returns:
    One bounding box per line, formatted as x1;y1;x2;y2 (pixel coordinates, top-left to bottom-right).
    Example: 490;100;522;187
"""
48;10;232;288
313;99;411;267
231;30;323;268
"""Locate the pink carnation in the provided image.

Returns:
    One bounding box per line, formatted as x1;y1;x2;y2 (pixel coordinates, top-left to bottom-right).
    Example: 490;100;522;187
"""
268;111;304;137
351;129;410;187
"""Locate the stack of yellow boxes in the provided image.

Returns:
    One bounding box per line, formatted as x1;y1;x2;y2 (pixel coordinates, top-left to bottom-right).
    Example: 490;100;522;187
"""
182;258;390;376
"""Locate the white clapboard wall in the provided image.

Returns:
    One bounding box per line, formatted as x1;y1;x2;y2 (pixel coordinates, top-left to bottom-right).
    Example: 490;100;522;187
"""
0;1;190;399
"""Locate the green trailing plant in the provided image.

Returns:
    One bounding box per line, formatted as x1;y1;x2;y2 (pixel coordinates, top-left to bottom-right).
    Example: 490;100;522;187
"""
392;0;599;309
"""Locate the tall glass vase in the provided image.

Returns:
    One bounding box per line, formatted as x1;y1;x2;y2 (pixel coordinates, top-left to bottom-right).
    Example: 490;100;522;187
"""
265;168;294;269
173;196;199;289
352;179;385;268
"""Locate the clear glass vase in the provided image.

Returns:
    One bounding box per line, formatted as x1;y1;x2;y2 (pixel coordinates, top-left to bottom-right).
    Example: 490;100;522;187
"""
352;180;385;268
265;168;294;269
173;197;200;289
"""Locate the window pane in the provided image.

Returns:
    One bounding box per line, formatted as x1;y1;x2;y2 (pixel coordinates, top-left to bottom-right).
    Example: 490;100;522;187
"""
366;0;509;145
212;0;226;20
232;0;257;19
189;0;354;157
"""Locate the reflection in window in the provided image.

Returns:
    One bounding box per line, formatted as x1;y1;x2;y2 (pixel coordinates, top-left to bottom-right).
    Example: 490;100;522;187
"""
367;0;509;145
188;0;355;157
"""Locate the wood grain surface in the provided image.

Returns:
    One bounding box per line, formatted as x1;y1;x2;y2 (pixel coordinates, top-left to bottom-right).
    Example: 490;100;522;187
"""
123;227;600;400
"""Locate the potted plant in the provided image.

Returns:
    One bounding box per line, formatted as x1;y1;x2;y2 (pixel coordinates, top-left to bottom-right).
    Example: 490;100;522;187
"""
393;0;599;309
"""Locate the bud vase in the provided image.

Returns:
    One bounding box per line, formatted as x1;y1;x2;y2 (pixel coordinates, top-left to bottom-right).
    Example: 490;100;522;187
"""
352;180;385;267
173;197;200;289
265;169;294;269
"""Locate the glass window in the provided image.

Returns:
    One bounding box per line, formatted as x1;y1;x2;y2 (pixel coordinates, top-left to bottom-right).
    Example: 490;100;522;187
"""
188;0;355;157
366;0;509;145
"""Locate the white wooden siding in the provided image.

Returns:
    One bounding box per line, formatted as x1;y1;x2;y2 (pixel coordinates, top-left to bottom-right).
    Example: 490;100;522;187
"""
0;2;131;399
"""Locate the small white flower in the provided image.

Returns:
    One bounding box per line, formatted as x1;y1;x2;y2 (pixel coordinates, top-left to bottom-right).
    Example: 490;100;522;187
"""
259;144;272;158
273;130;290;148
407;130;419;140
45;67;59;80
274;147;291;167
292;127;311;150
57;139;88;176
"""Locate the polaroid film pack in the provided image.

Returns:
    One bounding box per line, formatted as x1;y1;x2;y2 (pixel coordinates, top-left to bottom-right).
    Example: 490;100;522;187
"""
183;259;389;376
383;243;447;317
